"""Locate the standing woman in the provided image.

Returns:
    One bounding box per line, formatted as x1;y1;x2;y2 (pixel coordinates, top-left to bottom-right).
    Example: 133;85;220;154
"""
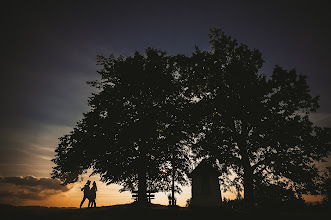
88;181;97;207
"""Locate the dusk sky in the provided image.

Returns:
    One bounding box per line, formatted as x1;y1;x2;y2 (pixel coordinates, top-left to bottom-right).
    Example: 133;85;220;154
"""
0;0;330;207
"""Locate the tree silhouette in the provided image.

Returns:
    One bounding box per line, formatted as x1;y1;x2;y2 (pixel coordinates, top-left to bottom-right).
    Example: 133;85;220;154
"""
181;28;331;205
52;48;191;205
52;28;331;207
321;167;331;207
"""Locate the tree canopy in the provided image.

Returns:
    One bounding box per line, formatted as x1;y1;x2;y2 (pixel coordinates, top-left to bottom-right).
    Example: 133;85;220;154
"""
52;48;192;204
183;29;331;204
52;28;331;206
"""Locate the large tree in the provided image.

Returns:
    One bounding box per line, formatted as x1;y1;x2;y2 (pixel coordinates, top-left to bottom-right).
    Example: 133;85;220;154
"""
52;29;331;206
52;48;191;204
182;29;331;204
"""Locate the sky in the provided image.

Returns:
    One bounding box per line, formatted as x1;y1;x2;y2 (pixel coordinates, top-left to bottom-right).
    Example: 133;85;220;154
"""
0;0;330;207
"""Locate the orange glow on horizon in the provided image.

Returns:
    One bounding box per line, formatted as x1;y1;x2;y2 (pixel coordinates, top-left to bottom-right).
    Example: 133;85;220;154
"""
0;171;324;207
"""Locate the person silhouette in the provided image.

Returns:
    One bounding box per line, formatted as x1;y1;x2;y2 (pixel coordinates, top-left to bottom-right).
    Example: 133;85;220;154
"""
80;180;91;208
88;181;97;207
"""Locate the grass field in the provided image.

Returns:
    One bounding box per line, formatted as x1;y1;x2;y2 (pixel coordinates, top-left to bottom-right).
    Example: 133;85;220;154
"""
1;203;329;220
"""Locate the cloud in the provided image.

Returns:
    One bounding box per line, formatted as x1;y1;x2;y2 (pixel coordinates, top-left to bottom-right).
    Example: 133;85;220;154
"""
310;112;331;128
0;176;69;191
0;176;71;202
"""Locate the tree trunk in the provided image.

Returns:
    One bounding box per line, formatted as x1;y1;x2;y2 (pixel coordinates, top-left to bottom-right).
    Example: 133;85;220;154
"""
243;164;253;206
238;136;254;206
138;150;148;206
171;163;175;206
138;167;148;205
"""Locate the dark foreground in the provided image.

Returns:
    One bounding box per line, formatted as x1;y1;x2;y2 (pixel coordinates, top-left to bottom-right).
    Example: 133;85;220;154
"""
0;203;329;220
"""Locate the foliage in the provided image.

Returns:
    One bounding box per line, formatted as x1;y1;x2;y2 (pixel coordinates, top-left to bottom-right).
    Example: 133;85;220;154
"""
52;48;192;200
180;28;331;203
52;28;331;205
320;167;331;206
253;183;306;208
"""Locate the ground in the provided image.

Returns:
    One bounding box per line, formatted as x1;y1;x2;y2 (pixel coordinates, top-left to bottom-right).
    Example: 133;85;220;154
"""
0;203;329;220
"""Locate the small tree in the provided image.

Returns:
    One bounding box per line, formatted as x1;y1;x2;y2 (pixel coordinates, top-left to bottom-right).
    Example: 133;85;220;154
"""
52;48;191;205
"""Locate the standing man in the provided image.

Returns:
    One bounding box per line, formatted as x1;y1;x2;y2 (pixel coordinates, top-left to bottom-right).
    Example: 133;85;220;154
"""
80;180;91;208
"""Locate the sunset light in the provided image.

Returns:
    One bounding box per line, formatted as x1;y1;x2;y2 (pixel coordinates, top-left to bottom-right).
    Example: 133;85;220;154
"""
1;1;330;219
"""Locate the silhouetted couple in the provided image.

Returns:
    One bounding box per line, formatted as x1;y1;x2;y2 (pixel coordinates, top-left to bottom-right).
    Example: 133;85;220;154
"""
80;180;97;208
